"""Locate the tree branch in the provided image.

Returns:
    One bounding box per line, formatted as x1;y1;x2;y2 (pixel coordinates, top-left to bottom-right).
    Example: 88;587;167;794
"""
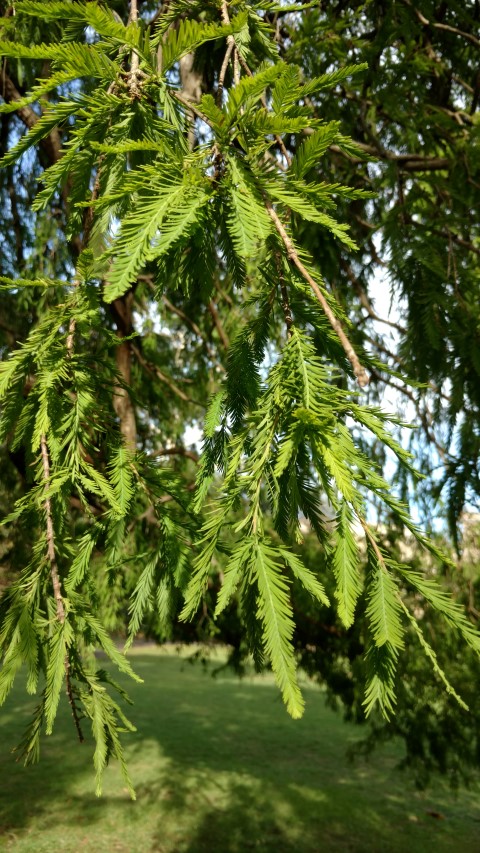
328;140;450;171
411;6;480;49
131;342;205;407
265;200;369;387
217;39;235;106
40;434;84;744
208;300;229;349
274;249;293;337
341;261;406;334
152;446;199;462
1;69;62;164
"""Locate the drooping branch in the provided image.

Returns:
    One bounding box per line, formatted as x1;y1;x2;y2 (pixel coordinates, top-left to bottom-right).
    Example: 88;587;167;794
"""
40;434;84;744
274;250;293;337
265;201;369;387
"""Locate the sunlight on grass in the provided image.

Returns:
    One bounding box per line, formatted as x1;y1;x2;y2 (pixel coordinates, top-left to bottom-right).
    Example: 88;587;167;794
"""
0;646;478;853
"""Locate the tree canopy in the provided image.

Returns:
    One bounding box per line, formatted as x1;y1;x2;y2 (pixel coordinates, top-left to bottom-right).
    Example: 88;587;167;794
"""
0;0;479;794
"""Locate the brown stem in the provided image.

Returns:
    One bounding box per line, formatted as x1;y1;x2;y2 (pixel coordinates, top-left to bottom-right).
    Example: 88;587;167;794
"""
128;0;138;23
40;434;84;743
358;515;388;569
153;446;199;462
265;200;369;387
328;139;450;172
131;342;205;407
410;4;480;49
274;250;293;336
111;293;137;451
341;261;406;334
217;39;235;106
208;300;230;349
1;71;62;164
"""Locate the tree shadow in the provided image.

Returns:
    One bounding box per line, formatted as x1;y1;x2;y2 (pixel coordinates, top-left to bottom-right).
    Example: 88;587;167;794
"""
0;653;479;853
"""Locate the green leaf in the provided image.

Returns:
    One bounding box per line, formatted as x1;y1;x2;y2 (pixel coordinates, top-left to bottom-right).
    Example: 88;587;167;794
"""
363;643;398;719
215;540;252;617
333;501;362;628
278;546;329;606
298;64;368;99
105;172;211;301
291;124;341;178
45;624;68;734
159;13;248;69
254;539;304;719
365;548;404;650
225;157;272;260
0;101;80;169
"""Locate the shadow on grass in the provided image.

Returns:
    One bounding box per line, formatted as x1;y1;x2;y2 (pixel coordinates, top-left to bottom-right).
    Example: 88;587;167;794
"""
0;652;479;853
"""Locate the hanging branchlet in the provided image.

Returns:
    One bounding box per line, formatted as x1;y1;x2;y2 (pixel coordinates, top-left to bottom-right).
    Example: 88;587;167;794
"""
275;249;293;337
265;200;370;387
0;0;478;794
40;434;84;743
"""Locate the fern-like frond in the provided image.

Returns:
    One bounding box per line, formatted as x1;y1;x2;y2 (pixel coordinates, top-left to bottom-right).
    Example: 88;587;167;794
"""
291;123;341;178
224;156;272;260
0;101;80;169
159;13;248;69
253;539;304;719
333;501;362;628
365;547;404;650
105;173;211;301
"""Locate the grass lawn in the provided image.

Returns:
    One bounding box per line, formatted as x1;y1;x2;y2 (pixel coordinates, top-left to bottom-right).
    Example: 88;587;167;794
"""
0;645;478;852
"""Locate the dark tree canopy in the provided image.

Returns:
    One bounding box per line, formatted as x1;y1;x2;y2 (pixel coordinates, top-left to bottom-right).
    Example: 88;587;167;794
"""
0;0;479;793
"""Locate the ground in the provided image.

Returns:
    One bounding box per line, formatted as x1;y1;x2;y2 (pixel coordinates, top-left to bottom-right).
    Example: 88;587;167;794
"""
0;645;478;852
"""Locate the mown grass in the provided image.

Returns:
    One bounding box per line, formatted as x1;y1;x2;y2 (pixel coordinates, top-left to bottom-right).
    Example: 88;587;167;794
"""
0;645;478;852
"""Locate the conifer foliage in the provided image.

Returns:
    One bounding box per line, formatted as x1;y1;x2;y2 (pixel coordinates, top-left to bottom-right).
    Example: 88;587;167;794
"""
0;0;479;793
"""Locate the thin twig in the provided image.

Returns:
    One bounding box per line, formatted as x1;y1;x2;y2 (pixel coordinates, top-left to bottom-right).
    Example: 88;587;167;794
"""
127;0;143;98
214;280;234;307
219;2;291;165
411;4;480;49
40;434;84;743
131;342;205;406
220;1;240;87
163;296;209;347
357;515;393;574
217;39;235;106
275;250;293;337
208;300;230;349
342;261;406;334
369;367;448;461
265;200;369;387
171;90;211;123
152;446;199;462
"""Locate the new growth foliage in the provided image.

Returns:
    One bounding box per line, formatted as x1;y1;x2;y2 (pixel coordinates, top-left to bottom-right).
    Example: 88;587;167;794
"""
0;0;478;794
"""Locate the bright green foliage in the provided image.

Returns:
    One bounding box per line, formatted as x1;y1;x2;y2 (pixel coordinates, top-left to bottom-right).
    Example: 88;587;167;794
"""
0;0;479;795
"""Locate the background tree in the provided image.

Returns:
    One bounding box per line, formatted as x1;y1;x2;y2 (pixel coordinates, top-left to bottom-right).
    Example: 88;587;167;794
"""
0;0;478;794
